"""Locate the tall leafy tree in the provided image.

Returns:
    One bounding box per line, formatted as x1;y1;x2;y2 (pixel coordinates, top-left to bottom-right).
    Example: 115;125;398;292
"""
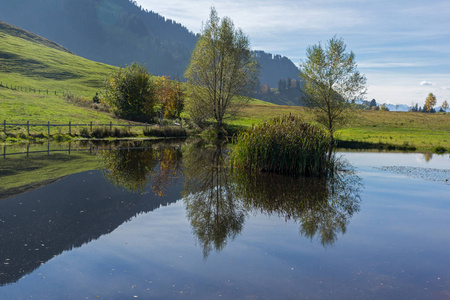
299;36;367;146
424;93;437;112
184;7;259;129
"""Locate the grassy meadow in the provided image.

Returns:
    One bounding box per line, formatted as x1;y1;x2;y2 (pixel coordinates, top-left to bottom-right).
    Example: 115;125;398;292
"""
231;105;450;151
1;21;449;151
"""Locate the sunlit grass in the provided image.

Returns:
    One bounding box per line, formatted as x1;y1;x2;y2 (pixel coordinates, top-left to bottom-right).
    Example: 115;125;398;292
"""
230;106;450;151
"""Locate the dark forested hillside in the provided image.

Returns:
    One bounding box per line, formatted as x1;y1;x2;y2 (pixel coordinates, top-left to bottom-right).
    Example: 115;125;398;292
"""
0;0;197;77
253;51;300;87
1;0;302;104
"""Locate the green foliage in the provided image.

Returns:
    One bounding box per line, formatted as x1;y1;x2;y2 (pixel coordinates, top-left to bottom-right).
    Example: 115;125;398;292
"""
154;76;185;120
299;36;367;141
231;115;334;177
142;126;187;138
442;100;449;111
424;93;437;112
432;146;447;154
90;127;135;138
184;7;259;128
104;63;157;122
97;143;158;193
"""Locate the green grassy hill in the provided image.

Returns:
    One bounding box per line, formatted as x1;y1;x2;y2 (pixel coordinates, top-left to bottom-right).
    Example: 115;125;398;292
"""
0;20;116;95
0;21;146;134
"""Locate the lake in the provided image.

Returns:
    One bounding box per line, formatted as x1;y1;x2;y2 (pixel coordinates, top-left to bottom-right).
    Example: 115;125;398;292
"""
0;140;449;299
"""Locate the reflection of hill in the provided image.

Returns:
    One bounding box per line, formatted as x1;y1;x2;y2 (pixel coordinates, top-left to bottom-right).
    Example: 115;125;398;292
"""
0;170;183;286
0;152;99;201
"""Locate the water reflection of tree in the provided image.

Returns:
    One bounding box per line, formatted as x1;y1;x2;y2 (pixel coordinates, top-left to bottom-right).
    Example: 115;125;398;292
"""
234;168;363;247
151;147;183;196
182;142;247;258
98;141;183;194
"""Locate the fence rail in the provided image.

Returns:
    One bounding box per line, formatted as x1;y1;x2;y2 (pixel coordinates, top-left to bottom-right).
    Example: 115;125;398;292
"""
0;81;72;97
2;120;181;136
1;142;182;159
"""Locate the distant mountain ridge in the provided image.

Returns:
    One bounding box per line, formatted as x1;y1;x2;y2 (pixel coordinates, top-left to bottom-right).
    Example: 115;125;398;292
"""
0;0;299;90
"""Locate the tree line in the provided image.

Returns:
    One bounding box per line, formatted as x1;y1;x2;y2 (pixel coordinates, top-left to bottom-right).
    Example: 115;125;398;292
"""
410;93;448;113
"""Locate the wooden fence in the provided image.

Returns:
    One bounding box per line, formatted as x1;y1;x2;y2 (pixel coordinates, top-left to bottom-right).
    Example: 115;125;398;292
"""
0;81;69;97
2;120;181;135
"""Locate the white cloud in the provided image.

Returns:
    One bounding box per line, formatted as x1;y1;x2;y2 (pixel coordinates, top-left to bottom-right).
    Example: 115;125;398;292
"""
135;0;450;106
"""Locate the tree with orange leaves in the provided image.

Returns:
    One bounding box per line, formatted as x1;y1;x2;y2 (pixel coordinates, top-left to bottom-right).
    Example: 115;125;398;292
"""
155;76;185;120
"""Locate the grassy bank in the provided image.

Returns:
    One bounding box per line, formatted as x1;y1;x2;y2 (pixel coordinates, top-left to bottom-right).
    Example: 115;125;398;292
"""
230;105;450;152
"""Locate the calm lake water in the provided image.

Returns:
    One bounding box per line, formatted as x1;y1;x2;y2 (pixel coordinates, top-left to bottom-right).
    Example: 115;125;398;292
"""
0;141;449;299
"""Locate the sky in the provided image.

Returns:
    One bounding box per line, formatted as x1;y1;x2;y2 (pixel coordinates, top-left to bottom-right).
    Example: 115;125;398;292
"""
136;0;450;106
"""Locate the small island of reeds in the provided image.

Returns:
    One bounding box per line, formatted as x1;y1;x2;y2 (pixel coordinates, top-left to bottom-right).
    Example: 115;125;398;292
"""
230;115;335;177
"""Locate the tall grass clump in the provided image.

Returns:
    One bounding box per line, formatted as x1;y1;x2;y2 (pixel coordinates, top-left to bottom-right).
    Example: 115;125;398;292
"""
230;115;334;177
143;126;187;138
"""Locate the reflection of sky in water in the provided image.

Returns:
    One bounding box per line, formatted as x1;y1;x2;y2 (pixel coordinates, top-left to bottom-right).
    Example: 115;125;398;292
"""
0;151;449;299
339;151;450;169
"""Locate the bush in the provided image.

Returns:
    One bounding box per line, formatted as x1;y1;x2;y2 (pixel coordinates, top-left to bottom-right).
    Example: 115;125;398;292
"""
432;146;447;154
90;127;136;138
231;115;334;177
79;127;90;137
104;63;158;122
143;126;186;138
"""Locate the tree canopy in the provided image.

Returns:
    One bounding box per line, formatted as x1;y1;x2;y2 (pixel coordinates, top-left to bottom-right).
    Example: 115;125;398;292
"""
299;36;366;142
184;7;259;129
424;93;437;112
104;63;157;122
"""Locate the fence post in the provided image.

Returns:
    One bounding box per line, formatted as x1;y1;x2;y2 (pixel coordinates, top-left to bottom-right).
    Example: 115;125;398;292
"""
27;121;30;135
90;121;93;132
129;122;131;132
48;121;50;136
110;121;112;132
69;121;71;135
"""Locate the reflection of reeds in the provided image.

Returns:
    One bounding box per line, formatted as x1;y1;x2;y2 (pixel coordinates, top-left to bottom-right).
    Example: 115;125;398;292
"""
230;115;334;177
232;168;362;247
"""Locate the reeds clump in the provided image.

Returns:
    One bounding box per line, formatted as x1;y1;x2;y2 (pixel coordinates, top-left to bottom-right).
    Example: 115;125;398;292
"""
143;126;187;138
230;115;334;177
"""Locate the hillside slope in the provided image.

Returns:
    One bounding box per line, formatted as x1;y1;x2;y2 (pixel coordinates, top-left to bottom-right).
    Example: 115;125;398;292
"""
0;0;300;91
0;21;137;126
0;20;116;95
